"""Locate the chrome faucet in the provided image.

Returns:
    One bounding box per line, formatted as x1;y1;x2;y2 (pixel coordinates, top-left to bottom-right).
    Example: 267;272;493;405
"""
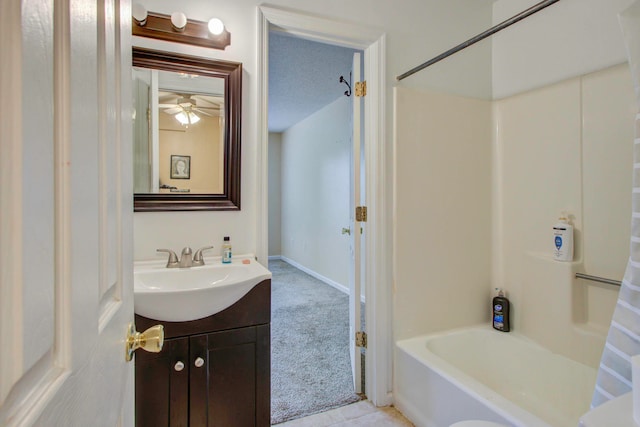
179;247;193;268
157;246;214;268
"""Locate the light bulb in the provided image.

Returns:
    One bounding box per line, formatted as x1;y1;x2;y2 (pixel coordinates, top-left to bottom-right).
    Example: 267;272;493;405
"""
175;112;189;125
170;12;187;31
189;112;201;124
132;3;147;26
175;111;200;126
208;18;225;36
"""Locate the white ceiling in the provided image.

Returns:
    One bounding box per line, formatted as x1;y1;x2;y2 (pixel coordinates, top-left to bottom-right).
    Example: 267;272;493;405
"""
157;69;225;96
268;31;361;133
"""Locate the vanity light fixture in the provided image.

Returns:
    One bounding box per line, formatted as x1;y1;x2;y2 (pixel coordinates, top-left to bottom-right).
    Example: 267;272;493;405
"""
131;6;231;50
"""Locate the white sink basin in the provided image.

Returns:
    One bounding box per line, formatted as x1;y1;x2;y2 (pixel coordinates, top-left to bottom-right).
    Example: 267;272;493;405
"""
134;256;272;322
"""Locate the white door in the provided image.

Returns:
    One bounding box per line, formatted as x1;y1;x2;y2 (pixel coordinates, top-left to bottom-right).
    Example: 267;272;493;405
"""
349;52;364;394
0;0;135;425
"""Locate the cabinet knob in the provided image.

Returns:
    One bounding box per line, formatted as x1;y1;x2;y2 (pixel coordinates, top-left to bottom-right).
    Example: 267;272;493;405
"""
194;357;205;368
174;361;185;372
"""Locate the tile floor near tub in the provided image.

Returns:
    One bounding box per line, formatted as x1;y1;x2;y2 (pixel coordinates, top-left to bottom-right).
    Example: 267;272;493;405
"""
275;401;414;426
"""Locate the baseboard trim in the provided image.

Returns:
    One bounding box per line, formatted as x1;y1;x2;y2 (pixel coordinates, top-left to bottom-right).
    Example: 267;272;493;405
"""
279;256;350;296
272;256;366;303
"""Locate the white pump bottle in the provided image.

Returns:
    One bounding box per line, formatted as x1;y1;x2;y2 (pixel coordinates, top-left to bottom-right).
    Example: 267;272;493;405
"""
553;212;573;262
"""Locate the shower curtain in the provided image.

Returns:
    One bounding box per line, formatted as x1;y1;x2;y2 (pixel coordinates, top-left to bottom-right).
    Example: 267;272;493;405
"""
592;0;640;408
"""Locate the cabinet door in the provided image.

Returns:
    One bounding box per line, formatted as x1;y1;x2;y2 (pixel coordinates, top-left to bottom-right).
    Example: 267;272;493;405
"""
136;337;189;427
190;326;270;427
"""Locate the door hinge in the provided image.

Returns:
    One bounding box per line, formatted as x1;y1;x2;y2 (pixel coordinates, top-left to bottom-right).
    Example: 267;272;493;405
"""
355;206;367;222
355;81;367;97
356;331;367;348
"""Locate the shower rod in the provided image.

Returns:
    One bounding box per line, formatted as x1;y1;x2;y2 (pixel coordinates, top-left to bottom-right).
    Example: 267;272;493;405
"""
575;272;622;287
396;0;561;81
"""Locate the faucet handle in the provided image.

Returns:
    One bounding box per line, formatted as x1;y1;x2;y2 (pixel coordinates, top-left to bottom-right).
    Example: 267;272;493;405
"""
157;249;179;268
193;246;214;266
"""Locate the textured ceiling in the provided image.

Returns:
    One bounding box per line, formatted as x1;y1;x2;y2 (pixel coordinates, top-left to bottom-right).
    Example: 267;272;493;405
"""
268;32;361;133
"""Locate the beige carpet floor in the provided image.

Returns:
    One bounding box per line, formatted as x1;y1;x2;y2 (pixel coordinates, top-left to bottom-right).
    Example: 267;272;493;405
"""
270;260;362;425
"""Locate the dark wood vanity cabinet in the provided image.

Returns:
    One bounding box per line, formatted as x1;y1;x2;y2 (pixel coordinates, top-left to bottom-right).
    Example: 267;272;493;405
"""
135;280;271;427
135;337;190;426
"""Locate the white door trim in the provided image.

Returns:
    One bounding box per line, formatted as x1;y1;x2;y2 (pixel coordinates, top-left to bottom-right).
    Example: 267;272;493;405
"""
256;5;391;406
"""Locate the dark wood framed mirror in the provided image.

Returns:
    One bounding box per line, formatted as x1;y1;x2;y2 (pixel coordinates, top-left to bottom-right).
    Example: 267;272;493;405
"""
132;47;241;211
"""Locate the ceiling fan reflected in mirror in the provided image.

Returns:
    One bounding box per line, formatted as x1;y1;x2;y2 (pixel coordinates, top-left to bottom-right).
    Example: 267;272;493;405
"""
158;92;223;127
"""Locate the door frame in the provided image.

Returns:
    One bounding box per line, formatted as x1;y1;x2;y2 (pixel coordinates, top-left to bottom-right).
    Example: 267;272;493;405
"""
256;5;391;406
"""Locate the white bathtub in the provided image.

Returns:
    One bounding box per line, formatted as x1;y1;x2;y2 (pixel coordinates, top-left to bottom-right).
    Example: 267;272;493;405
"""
395;325;597;427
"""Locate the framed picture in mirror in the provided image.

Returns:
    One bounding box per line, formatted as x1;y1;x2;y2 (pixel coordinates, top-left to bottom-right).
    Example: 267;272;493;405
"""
170;155;191;179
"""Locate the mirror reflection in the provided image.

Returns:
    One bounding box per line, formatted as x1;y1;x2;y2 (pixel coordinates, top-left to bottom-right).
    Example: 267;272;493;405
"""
132;47;241;211
133;68;225;194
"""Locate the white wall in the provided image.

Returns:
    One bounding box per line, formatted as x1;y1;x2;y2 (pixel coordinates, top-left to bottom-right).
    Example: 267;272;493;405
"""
492;0;635;99
394;86;493;341
268;133;282;256
493;64;635;368
131;0;496;261
280;97;351;287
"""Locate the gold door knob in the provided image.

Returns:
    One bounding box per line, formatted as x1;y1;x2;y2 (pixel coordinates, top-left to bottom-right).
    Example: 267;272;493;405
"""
341;227;351;235
125;323;164;362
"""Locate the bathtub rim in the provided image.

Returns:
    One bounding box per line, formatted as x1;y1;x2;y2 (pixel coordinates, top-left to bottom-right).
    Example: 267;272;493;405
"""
395;324;593;427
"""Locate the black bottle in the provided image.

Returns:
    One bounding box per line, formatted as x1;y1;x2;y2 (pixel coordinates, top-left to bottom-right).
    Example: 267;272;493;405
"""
492;288;510;332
